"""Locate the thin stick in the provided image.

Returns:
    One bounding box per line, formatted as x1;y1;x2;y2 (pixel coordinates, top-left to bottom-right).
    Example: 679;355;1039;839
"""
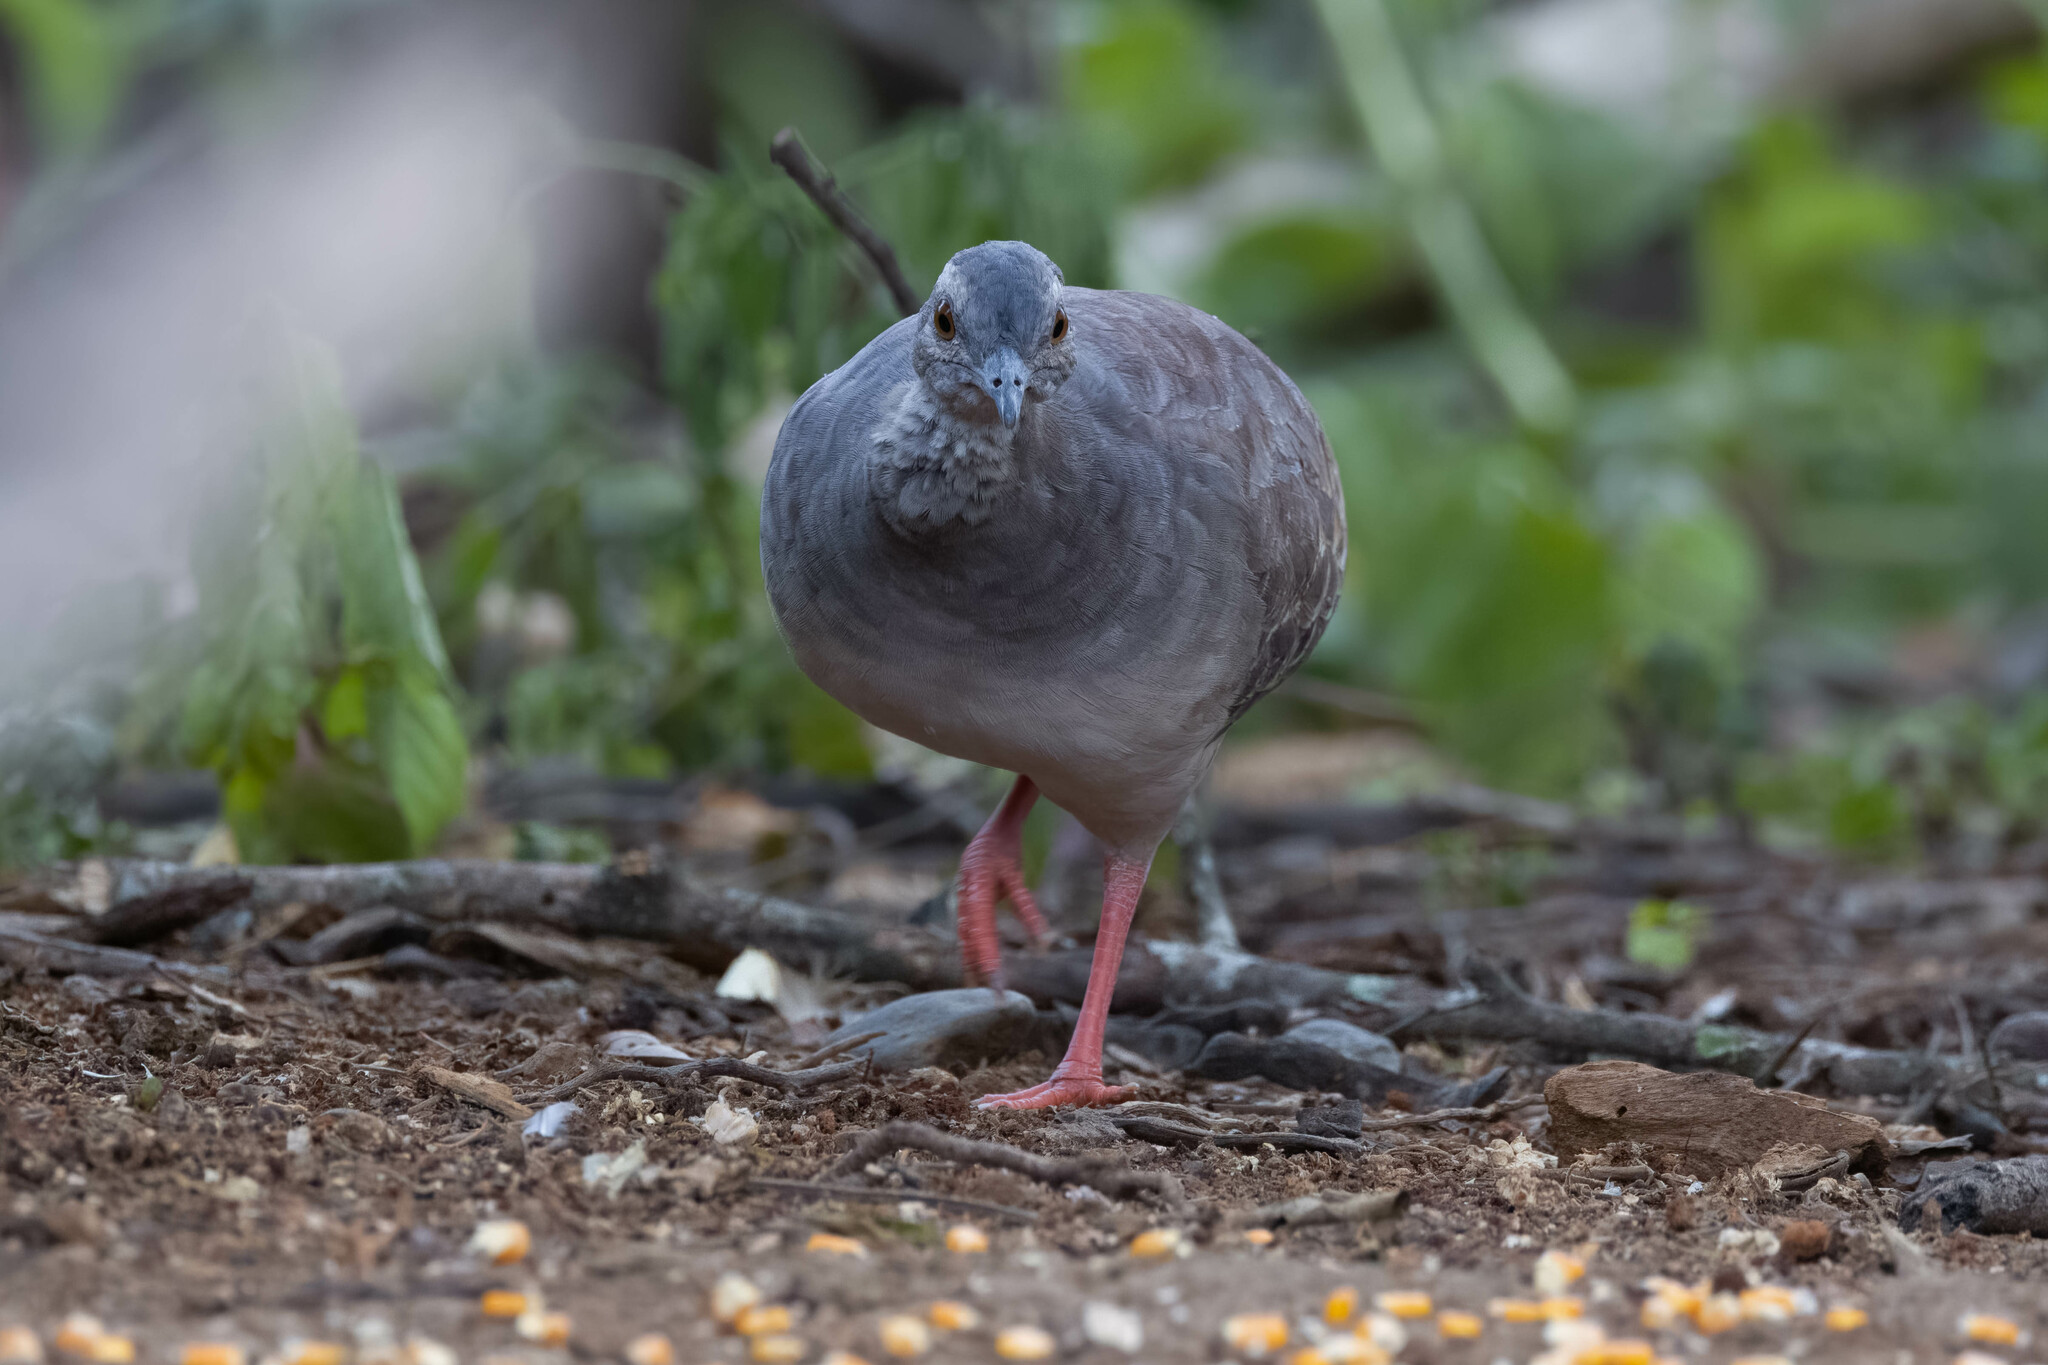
747;1177;1038;1224
770;127;921;317
829;1120;1183;1208
1355;1093;1545;1133
521;1056;860;1106
794;1030;886;1070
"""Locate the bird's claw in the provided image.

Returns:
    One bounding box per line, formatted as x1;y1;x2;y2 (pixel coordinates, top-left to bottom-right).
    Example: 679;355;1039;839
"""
975;1075;1131;1110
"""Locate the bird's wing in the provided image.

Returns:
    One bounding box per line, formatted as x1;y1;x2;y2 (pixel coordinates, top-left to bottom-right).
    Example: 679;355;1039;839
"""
1060;288;1348;728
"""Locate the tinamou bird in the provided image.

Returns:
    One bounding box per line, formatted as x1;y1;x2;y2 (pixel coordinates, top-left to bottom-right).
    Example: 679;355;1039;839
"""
763;240;1345;1109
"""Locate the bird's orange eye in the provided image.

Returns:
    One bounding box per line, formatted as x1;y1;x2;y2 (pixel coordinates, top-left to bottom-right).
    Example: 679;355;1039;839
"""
1051;310;1068;343
934;303;955;340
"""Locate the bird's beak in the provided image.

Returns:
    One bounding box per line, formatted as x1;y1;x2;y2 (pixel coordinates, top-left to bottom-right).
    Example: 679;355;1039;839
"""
977;347;1027;429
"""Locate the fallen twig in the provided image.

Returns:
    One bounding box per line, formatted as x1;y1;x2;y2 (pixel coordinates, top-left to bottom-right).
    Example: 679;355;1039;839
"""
830;1120;1184;1208
795;1030;886;1070
1227;1188;1408;1229
0;924;219;979
769;127;920;316
521;1056;861;1106
747;1177;1038;1224
1356;1093;1546;1133
1538;1163;1656;1186
1108;1114;1358;1155
418;1065;532;1121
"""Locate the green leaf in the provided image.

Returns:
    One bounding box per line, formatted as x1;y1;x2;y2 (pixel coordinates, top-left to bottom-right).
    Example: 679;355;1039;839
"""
1626;899;1708;972
367;665;469;854
322;667;370;742
1692;1024;1749;1062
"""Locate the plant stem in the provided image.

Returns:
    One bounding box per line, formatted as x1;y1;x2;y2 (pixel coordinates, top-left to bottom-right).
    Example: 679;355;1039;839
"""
1311;0;1577;435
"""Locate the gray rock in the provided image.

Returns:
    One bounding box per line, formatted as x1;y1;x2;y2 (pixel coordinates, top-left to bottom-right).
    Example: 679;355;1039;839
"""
1282;1017;1402;1073
827;988;1035;1070
1988;1011;2048;1063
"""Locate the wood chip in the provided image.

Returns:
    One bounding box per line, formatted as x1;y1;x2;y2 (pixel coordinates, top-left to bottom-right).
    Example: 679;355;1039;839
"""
419;1065;533;1120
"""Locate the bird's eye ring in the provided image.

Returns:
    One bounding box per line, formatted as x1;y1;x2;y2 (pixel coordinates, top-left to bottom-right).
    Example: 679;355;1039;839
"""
1051;310;1068;343
934;303;955;340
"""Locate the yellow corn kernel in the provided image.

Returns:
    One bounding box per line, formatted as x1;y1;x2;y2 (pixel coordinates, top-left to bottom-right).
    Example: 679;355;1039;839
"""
86;1341;131;1365
1128;1229;1182;1258
749;1338;804;1365
1242;1228;1275;1246
53;1319;103;1359
1638;1297;1684;1332
405;1336;454;1365
624;1334;674;1365
944;1225;988;1254
806;1233;867;1258
467;1219;531;1266
1437;1312;1483;1340
1738;1287;1797;1323
735;1307;794;1339
992;1328;1054;1362
822;1354;873;1365
514;1311;570;1347
479;1291;527;1319
1323;1288;1359;1325
1575;1341;1654;1365
713;1274;764;1325
1283;1351;1328;1365
1728;1357;1795;1365
1824;1307;1869;1332
1373;1292;1432;1320
1956;1353;2011;1365
1535;1250;1587;1297
1316;1340;1390;1365
0;1330;43;1365
1694;1295;1740;1335
877;1316;930;1359
180;1345;247;1365
1488;1299;1546;1324
926;1303;979;1333
1541;1297;1585;1320
1221;1314;1289;1357
1961;1315;2021;1347
281;1343;347;1365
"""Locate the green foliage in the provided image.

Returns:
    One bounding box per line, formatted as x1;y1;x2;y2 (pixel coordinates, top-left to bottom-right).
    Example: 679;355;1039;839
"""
1064;0;1249;194
1626;899;1708;971
174;338;469;863
0;0;131;155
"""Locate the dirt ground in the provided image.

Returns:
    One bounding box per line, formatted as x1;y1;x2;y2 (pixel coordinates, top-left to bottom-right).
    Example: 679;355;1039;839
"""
4;914;2047;1365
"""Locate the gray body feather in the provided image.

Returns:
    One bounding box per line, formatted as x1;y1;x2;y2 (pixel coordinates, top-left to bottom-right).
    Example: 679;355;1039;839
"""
762;285;1345;854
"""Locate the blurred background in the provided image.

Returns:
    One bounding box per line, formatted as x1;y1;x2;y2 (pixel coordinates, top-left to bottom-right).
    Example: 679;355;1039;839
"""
8;0;2048;895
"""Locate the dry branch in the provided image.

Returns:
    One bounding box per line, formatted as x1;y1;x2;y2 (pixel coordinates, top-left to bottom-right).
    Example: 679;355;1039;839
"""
829;1119;1184;1207
747;1177;1038;1223
418;1065;532;1121
1355;1093;1547;1132
1108;1114;1359;1155
769;127;920;317
1226;1188;1409;1230
521;1056;863;1107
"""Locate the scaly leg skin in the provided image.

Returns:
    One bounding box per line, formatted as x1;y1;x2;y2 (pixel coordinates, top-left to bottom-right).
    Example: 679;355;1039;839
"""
957;775;1050;989
977;852;1152;1110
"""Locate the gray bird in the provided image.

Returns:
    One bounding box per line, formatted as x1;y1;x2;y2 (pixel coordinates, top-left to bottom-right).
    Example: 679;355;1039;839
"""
763;241;1345;1108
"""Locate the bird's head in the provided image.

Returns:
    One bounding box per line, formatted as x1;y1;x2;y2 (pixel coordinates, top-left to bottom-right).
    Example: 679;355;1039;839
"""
911;240;1077;430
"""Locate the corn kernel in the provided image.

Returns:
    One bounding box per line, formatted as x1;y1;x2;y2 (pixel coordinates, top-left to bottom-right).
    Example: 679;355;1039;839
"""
1535;1250;1586;1297
1221;1315;1288;1358
822;1354;873;1365
1488;1299;1546;1323
1541;1298;1585;1320
1316;1340;1390;1365
713;1274;764;1325
53;1319;103;1359
1242;1229;1275;1246
0;1330;43;1365
806;1233;866;1258
405;1337;454;1365
181;1345;247;1365
1961;1314;2021;1347
991;1328;1054;1362
480;1291;527;1319
1694;1295;1740;1335
1128;1229;1181;1258
88;1342;132;1365
1824;1307;1869;1332
467;1219;531;1266
1283;1351;1328;1365
1956;1353;2011;1365
1437;1312;1483;1340
736;1307;794;1339
282;1343;347;1365
624;1334;674;1365
749;1338;804;1365
1638;1298;1683;1332
1727;1357;1794;1365
1355;1314;1406;1354
1575;1341;1653;1365
877;1316;929;1359
926;1303;979;1333
1738;1287;1797;1323
532;1314;571;1348
944;1225;988;1254
1373;1292;1432;1320
1323;1289;1359;1325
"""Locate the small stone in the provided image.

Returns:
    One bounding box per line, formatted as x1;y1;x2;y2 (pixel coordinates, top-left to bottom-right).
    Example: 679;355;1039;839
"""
1280;1019;1402;1073
1987;1010;2048;1062
1081;1303;1142;1354
1778;1219;1832;1261
820;989;1035;1070
1665;1192;1697;1232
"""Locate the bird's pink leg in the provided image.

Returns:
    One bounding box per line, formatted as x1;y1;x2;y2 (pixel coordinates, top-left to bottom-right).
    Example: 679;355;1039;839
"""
977;851;1151;1110
957;775;1049;988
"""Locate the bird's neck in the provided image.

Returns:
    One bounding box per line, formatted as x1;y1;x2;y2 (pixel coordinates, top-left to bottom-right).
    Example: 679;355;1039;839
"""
867;380;1020;534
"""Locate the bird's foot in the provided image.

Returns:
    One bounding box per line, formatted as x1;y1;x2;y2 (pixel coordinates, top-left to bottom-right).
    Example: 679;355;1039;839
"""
957;844;1047;988
974;1074;1131;1111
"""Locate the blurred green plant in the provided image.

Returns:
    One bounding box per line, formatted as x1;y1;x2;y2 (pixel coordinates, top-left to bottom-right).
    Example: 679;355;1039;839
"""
171;336;469;863
1626;899;1709;971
